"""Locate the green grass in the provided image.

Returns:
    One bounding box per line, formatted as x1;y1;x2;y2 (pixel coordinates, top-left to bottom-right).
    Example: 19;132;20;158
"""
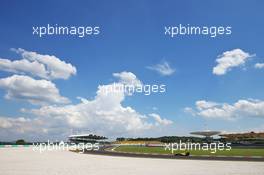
115;145;264;157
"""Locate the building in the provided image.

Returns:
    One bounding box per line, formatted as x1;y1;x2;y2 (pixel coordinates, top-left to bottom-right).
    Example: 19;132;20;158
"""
68;133;107;143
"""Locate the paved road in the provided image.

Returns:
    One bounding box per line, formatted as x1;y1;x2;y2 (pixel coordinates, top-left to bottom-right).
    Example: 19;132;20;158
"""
1;147;264;175
85;149;264;161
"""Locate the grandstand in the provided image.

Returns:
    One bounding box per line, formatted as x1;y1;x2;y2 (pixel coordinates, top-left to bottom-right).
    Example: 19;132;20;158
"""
68;133;107;143
190;130;221;138
220;131;264;139
219;131;264;145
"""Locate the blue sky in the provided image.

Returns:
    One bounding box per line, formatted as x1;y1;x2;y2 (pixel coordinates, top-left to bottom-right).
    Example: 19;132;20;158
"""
0;0;264;140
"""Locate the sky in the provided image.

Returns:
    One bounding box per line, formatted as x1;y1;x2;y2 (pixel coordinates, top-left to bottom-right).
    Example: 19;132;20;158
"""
0;0;264;141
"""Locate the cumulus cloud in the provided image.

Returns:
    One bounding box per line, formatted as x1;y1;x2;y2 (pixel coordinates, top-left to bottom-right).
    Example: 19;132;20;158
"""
113;71;142;86
0;48;77;80
0;58;47;78
147;61;175;76
213;49;254;75
0;116;60;141
149;113;173;126
255;63;264;69
26;79;171;135
195;100;219;110
0;117;33;130
185;99;264;120
0;117;14;128
0;72;171;139
0;75;70;105
111;71;143;96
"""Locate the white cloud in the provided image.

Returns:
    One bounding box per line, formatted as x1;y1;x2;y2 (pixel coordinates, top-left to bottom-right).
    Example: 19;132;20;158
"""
0;72;171;139
147;61;175;76
255;63;264;69
2;48;77;80
113;71;142;86
195;100;219;110
213;49;254;75
0;75;70;105
0;116;56;141
149;113;173;126
0;58;47;78
26;77;171;135
186;99;264;120
0;117;13;128
0;117;32;130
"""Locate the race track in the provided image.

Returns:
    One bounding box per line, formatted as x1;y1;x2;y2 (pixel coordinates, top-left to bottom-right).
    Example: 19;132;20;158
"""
0;147;264;175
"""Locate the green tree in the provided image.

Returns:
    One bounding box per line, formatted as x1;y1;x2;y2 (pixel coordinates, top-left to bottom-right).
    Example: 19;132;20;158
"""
16;139;26;145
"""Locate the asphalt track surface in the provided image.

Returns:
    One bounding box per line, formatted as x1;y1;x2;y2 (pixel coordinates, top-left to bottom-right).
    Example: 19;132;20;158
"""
84;146;264;162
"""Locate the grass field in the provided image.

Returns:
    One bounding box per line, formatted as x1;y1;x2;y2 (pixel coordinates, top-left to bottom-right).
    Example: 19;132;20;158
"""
115;145;264;157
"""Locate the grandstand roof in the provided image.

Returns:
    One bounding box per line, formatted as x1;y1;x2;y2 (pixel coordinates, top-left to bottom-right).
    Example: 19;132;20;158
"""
190;131;221;137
